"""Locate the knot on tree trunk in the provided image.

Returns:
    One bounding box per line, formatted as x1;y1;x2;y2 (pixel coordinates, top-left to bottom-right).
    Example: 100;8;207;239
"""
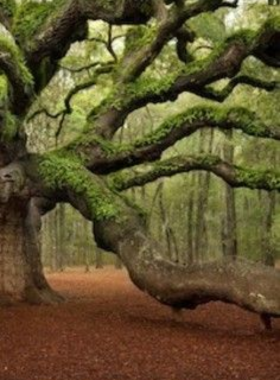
0;162;26;204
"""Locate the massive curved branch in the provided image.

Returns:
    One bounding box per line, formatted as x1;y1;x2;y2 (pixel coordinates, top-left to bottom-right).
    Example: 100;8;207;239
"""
34;160;280;324
109;154;280;193
68;105;280;174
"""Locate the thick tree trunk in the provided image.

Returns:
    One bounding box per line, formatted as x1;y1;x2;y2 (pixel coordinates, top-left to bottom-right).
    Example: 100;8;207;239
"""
0;199;62;305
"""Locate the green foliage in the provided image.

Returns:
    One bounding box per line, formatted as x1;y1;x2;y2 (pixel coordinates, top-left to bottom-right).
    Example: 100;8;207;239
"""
1;111;18;141
0;34;33;86
38;153;121;221
263;14;280;31
0;0;16;18
226;29;257;46
124;25;157;55
189;12;226;43
0;75;7;104
13;0;66;47
236;167;280;190
108;28;258;112
66;133;120;163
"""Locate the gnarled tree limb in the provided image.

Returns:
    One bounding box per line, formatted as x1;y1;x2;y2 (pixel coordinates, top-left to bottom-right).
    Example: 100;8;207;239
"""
67;105;280;174
36;163;280;322
109;154;280;193
89;17;280;139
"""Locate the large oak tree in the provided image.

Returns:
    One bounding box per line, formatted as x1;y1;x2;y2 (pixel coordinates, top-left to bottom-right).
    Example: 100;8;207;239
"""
0;0;280;327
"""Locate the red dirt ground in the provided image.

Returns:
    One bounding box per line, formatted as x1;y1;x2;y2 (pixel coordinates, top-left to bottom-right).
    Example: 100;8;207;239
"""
0;268;279;380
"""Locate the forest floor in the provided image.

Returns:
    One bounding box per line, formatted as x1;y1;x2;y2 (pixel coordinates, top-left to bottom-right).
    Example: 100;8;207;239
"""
0;268;279;380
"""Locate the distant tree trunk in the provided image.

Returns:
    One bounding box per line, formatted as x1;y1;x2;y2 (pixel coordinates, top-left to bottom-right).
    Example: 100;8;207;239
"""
261;191;276;266
194;129;214;262
95;248;104;269
268;0;280;5
158;182;179;262
83;218;91;272
70;218;79;267
186;174;196;265
114;256;123;269
57;203;66;272
222;130;237;260
48;211;57;271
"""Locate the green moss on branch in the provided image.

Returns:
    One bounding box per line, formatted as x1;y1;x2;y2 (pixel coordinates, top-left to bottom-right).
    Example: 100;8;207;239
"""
133;105;276;149
38;152;121;221
0;0;16;18
13;0;67;48
0;35;33;87
236;168;280;191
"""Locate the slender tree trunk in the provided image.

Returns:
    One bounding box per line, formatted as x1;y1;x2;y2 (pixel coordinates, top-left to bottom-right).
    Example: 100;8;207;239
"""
57;203;66;271
186;174;195;265
194;129;214;261
83;218;90;272
222;130;237;259
158;182;179;262
261;191;276;266
95;248;104;269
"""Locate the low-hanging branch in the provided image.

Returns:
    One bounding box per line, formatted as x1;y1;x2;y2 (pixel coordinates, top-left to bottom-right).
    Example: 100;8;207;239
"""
35;162;280;323
109;154;280;193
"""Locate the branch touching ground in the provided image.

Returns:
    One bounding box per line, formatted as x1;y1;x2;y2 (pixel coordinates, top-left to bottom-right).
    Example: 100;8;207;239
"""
34;158;280;327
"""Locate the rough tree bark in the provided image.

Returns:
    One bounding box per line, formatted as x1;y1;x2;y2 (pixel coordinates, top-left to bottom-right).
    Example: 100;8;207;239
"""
89;180;280;328
0;164;61;304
